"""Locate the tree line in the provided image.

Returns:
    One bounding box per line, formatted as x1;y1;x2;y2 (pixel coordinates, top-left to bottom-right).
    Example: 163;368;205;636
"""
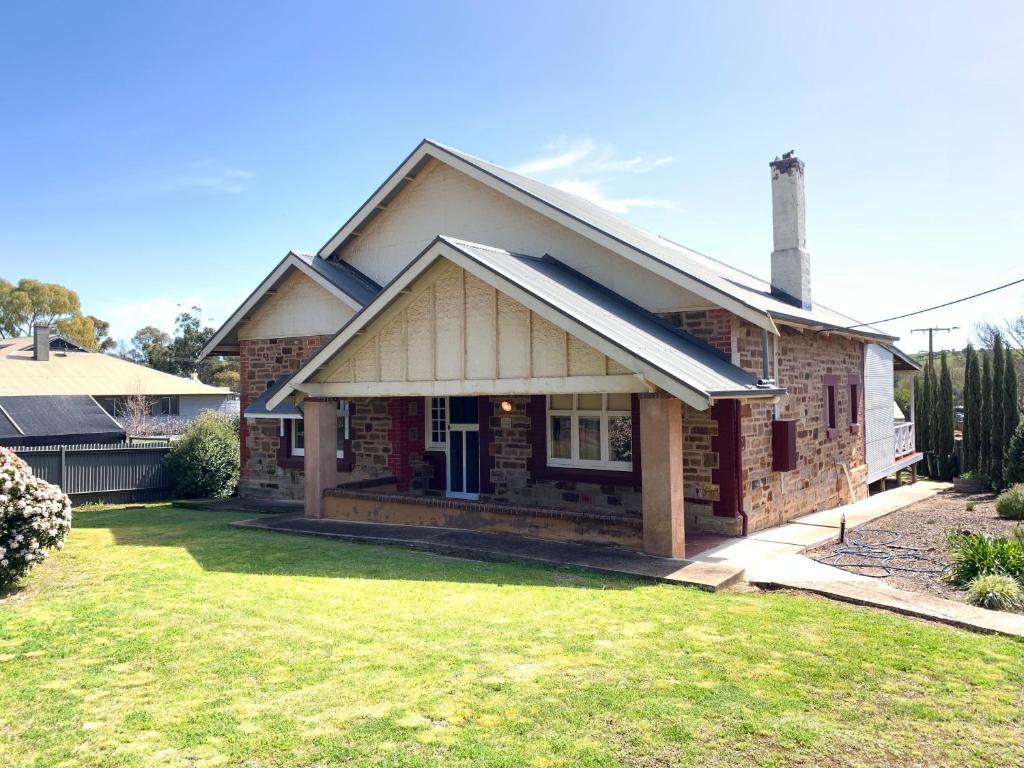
917;331;1021;487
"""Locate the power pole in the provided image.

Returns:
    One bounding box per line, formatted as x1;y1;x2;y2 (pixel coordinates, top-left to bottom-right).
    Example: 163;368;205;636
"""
911;326;959;368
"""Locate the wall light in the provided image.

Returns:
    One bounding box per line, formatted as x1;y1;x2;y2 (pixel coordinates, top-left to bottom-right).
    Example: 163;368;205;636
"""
499;400;514;413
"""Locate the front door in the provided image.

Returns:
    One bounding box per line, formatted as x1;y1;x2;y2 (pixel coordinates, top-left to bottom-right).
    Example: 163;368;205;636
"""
447;396;480;499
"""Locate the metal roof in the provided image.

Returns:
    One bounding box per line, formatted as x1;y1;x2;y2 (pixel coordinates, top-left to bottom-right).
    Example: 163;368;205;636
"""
244;375;302;420
0;347;231;397
0;395;125;446
442;237;786;402
320;139;895;342
292;250;382;307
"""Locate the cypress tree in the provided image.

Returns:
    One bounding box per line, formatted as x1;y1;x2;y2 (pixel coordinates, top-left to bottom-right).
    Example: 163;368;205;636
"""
938;352;955;476
980;355;993;480
991;332;1007;489
962;344;981;473
1004;347;1020;457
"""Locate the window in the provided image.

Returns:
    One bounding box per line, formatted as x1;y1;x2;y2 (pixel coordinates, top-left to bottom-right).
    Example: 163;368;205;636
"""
425;396;448;450
292;401;349;458
824;377;838;435
547;393;633;471
849;383;859;425
157;396;179;416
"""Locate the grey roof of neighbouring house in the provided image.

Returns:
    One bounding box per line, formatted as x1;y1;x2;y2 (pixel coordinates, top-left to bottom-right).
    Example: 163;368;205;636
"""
244;375;302;420
442;237;786;401
0;395;125;446
320;139;895;341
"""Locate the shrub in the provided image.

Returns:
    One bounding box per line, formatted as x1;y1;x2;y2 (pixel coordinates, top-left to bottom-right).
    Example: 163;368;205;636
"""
0;447;73;588
965;501;976;512
966;574;1024;612
1005;423;1024;486
163;411;240;499
958;470;978;481
946;531;1024;585
995;484;1024;521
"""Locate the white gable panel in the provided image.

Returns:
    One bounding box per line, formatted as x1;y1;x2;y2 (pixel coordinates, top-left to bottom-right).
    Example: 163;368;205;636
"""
238;269;355;340
313;261;650;397
340;159;712;315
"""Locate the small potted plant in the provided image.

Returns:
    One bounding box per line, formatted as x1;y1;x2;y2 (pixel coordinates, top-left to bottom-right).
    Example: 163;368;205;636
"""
953;470;986;494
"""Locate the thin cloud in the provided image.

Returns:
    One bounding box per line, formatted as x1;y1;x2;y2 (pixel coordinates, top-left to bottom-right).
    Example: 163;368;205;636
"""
551;179;680;214
513;135;674;177
513;137;596;174
153;161;255;194
514;136;679;213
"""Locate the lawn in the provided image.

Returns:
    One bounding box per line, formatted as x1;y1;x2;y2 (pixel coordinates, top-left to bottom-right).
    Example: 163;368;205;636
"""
0;506;1021;767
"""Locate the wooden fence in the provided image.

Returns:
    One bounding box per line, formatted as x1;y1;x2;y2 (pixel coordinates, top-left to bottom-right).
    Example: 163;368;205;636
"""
14;441;173;504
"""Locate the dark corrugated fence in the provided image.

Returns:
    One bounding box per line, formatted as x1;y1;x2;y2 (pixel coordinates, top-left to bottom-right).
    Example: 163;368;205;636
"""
14;441;172;504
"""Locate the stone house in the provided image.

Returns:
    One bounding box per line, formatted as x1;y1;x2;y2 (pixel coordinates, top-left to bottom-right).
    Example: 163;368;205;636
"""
201;141;920;557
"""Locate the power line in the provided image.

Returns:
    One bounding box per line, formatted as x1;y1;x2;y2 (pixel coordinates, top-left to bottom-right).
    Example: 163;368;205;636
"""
840;275;1024;331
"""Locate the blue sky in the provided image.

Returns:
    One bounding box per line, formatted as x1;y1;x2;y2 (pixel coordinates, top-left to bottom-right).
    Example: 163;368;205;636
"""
2;1;1022;351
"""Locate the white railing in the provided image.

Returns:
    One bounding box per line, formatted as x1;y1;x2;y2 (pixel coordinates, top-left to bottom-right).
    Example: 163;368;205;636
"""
894;422;915;459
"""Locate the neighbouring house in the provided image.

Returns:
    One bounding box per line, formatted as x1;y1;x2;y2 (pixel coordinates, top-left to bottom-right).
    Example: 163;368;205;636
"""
0;394;125;446
201;141;921;557
0;328;234;438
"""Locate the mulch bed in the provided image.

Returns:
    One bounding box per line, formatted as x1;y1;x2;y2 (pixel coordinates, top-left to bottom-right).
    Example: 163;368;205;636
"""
805;489;1022;603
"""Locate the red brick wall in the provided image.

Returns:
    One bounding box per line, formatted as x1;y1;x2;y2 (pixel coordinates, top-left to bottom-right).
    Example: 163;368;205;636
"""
660;308;733;355
735;321;868;531
386;398;427;491
239;336;325;499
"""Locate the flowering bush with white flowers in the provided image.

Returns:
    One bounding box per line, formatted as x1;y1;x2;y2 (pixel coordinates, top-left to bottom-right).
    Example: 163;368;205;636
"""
0;447;72;587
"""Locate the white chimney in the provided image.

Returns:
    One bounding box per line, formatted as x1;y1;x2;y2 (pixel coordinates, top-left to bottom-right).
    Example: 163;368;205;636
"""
770;151;811;309
33;324;50;361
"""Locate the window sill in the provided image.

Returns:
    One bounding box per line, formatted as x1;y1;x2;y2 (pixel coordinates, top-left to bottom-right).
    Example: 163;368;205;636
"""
849;423;861;435
826;427;840;440
547;460;632;473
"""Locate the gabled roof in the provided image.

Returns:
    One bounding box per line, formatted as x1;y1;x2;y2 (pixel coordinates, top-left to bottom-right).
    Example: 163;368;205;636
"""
319;139;895;342
269;236;785;412
888;345;923;372
0;395;125;446
200;250;382;358
0;347;230;397
244;374;301;420
0;334;88;356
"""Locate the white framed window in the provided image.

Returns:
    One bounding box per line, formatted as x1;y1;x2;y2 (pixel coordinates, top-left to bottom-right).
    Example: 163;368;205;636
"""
425;396;448;450
292;401;349;458
157;396;180;416
547;393;633;471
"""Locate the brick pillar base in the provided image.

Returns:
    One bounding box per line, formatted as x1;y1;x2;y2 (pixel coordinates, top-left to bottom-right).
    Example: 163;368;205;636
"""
639;396;685;558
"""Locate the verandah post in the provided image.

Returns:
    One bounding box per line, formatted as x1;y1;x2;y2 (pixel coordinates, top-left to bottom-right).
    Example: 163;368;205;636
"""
639;395;685;558
303;397;339;519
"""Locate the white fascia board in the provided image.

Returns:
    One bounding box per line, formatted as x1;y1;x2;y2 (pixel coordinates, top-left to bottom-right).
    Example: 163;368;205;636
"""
199;253;363;361
318;141;777;335
264;247;445;411
298;375;655;398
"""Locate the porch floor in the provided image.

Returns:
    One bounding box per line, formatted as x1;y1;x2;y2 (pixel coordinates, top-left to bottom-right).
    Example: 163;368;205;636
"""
230;514;743;592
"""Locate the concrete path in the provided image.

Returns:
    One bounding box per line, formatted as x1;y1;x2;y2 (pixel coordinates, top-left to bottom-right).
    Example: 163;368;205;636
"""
696;481;1024;638
692;481;950;572
231;514;745;592
754;565;1024;638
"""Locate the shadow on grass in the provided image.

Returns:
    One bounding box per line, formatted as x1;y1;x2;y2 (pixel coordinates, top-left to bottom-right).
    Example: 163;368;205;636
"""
72;506;639;590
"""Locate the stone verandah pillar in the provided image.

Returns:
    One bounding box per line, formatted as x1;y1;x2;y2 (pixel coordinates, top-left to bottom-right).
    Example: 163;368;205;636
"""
639;395;685;558
303;397;339;518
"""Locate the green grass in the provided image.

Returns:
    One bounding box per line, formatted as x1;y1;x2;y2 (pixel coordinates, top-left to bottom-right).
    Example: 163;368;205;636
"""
0;506;1021;767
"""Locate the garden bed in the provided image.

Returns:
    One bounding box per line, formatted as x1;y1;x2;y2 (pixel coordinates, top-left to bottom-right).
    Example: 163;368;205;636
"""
806;489;1021;603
